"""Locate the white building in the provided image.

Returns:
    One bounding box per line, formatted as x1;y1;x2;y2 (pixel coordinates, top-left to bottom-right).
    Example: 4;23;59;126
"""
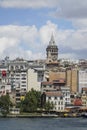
27;67;45;91
8;58;28;71
8;59;28;93
45;92;65;112
9;70;27;92
61;87;71;105
78;70;87;93
81;88;87;107
0;66;11;96
0;84;11;96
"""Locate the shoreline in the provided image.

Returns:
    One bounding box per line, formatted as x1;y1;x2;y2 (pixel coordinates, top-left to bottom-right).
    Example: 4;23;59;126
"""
0;113;83;118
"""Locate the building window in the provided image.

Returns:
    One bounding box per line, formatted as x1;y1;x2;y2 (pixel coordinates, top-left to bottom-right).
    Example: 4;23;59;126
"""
20;66;24;69
15;66;19;70
48;97;51;100
11;66;14;70
61;107;63;110
37;71;44;82
22;81;26;83
61;101;63;105
16;93;20;96
21;78;26;80
2;70;6;77
54;97;57;100
21;74;26;76
16;74;20;76
49;85;52;88
21;85;26;87
55;101;57;105
58;101;60;105
60;96;63;100
16;78;20;80
43;85;46;88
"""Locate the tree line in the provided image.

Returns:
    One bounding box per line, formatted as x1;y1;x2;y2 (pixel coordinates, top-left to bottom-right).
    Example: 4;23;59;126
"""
0;89;54;116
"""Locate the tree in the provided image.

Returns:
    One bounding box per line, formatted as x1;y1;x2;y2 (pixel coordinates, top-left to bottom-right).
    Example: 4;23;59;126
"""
20;89;41;112
0;94;12;117
44;101;54;112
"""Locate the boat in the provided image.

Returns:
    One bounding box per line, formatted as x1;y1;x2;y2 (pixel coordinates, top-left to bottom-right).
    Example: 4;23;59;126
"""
81;113;87;118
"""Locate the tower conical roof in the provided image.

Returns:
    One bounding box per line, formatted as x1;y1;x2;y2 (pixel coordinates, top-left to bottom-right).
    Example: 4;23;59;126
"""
49;34;56;46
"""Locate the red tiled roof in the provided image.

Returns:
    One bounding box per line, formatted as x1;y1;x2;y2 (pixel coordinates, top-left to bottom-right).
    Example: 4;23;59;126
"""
46;62;59;65
41;79;65;85
53;78;65;83
82;87;87;91
41;81;53;85
45;91;62;97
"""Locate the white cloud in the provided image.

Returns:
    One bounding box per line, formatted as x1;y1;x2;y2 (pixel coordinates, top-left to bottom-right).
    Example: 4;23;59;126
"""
1;0;87;60
0;0;58;8
48;0;87;30
3;48;43;60
0;37;19;53
72;19;87;29
65;30;87;50
1;0;87;16
50;0;87;19
39;21;58;45
0;25;37;41
56;29;87;51
39;21;87;50
0;21;87;60
1;0;87;22
1;0;87;31
59;53;77;59
0;25;38;59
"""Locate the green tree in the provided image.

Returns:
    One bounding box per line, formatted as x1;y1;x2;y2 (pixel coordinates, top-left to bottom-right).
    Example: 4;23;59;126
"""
20;89;41;112
44;101;54;112
0;94;12;117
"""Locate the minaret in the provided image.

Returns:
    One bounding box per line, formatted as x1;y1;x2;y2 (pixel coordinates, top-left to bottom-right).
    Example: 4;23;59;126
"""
46;34;58;62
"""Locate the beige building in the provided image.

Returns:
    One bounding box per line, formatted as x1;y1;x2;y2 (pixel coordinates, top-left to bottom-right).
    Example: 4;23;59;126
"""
27;68;45;91
66;69;78;93
49;71;66;82
45;69;78;93
41;79;65;93
45;35;78;93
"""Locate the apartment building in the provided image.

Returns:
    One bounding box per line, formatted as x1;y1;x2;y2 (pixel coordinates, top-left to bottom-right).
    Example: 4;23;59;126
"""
61;87;71;105
49;71;66;82
41;79;66;93
78;70;87;93
8;59;28;92
0;66;11;96
27;67;45;91
81;88;87;107
44;91;65;112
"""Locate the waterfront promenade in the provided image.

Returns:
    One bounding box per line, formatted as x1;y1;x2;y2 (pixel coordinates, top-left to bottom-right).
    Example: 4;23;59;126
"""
4;112;82;118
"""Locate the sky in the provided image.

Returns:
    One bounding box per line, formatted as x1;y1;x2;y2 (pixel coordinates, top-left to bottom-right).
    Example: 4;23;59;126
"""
0;0;87;60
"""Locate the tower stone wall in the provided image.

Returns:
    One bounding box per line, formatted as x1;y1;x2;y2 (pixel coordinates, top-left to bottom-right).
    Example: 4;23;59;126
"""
46;34;58;62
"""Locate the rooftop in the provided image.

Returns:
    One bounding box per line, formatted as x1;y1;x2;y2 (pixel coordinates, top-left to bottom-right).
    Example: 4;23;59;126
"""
45;91;62;97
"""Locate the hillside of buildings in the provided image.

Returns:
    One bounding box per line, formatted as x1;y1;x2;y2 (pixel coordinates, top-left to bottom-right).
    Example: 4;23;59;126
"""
0;35;87;116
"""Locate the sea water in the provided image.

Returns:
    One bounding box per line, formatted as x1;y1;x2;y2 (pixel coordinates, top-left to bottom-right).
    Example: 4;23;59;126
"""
0;117;87;130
